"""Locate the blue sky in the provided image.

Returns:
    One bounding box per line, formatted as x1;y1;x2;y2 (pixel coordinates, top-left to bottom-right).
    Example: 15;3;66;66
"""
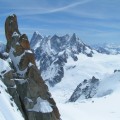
0;0;120;45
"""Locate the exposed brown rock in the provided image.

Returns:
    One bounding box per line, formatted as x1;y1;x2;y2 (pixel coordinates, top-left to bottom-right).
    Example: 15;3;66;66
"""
5;14;60;120
3;70;26;118
14;44;24;56
5;14;20;41
5;14;20;52
19;34;30;49
48;98;60;119
19;53;35;71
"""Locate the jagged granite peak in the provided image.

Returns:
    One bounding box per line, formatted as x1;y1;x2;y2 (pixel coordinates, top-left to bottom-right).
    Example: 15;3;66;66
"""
69;76;99;102
30;31;43;49
70;33;76;44
30;32;94;86
4;14;60;120
5;14;21;52
50;34;70;53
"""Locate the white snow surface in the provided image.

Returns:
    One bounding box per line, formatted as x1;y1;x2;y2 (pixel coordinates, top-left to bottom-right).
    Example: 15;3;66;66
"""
12;32;20;37
28;97;53;113
49;52;120;120
0;58;11;78
0;80;24;120
84;46;91;54
0;59;24;120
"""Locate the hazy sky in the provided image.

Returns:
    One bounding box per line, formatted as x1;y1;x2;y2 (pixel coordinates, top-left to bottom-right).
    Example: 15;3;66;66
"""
0;0;120;44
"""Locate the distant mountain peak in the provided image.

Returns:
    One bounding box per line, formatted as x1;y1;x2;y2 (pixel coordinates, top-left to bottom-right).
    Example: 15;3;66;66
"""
34;31;40;35
30;31;43;49
52;34;59;39
71;33;76;38
30;32;94;86
92;43;120;55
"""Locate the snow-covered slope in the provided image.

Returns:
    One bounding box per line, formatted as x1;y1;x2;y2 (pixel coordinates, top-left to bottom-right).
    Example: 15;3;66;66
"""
50;52;120;101
49;53;120;120
30;31;120;120
0;80;24;120
0;58;24;120
58;92;120;120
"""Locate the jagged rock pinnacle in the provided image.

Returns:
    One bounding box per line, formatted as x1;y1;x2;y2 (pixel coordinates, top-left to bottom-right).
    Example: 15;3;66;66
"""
5;14;60;120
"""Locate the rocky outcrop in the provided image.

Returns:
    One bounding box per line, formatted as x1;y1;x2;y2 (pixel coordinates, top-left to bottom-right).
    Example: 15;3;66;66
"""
69;76;99;102
4;14;60;120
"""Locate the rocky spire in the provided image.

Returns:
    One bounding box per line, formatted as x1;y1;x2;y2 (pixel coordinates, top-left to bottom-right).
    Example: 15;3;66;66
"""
5;14;60;120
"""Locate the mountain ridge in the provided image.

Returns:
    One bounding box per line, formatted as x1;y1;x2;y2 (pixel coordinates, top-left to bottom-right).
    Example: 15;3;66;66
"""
30;31;94;86
92;43;120;55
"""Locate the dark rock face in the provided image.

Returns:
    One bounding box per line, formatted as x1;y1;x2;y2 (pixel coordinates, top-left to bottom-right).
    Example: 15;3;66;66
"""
69;76;99;102
0;52;9;60
30;32;94;86
4;14;60;120
114;69;120;73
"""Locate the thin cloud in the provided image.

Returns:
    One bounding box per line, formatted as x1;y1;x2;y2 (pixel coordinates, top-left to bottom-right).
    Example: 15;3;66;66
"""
47;0;91;13
1;0;92;16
